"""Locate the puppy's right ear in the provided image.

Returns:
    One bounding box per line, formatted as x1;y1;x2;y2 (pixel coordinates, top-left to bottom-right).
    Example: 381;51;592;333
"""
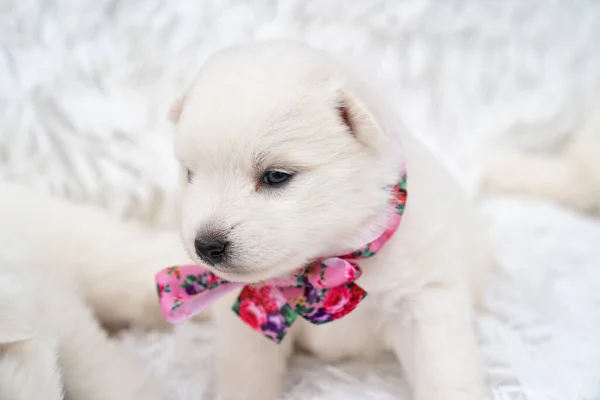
168;94;186;124
336;91;385;149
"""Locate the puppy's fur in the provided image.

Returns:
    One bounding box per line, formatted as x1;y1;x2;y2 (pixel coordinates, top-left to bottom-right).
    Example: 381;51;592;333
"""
0;183;195;400
171;41;491;400
483;94;600;216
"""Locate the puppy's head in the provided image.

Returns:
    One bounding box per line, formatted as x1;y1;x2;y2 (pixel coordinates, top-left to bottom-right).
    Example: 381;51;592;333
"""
171;42;403;282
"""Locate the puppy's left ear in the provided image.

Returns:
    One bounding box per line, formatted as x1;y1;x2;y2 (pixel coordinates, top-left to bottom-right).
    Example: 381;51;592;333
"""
336;92;385;148
168;94;187;124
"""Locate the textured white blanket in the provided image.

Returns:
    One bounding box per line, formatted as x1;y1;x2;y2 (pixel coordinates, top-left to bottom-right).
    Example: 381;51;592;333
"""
2;1;600;399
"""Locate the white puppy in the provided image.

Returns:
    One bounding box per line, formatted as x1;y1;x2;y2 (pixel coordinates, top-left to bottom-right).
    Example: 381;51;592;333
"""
171;41;491;400
484;93;600;215
0;183;193;400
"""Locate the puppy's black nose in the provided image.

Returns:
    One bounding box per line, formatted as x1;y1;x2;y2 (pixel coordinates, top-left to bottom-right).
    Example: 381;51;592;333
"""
194;236;228;265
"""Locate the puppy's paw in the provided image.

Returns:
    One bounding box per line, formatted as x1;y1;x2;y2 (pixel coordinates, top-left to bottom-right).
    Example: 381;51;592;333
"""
213;384;281;400
415;383;486;400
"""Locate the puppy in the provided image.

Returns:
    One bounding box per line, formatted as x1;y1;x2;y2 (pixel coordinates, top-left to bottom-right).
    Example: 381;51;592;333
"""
170;41;491;400
0;182;194;400
483;93;600;216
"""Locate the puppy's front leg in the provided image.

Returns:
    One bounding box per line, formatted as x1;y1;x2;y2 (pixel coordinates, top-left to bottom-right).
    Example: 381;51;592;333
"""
390;284;485;400
55;293;166;400
0;338;64;400
214;307;293;400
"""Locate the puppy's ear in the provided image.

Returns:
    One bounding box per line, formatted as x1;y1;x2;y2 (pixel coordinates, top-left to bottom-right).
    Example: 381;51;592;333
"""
168;94;187;124
336;92;384;148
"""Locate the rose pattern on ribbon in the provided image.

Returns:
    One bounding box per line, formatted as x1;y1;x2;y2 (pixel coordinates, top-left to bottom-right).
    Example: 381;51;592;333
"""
156;169;407;343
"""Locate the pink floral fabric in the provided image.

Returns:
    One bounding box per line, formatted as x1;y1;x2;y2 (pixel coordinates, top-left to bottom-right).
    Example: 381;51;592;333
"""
156;169;407;343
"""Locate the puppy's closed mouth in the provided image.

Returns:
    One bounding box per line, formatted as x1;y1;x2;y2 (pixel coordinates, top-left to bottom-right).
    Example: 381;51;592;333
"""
208;264;270;283
211;259;303;284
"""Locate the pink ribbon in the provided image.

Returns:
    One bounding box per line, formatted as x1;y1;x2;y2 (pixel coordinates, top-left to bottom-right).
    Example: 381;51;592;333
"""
156;258;366;343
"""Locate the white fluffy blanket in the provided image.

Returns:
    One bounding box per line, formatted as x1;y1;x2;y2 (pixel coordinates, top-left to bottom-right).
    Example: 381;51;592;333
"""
2;1;600;399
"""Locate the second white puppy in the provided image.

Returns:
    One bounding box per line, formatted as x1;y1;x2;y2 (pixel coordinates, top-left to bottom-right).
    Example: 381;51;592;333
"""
170;41;490;400
484;92;600;216
0;182;192;400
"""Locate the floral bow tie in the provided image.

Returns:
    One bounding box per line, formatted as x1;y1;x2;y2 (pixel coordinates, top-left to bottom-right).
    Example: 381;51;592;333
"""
156;170;407;343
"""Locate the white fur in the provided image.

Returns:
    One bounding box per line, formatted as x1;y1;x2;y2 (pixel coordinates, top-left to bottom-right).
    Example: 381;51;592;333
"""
0;183;198;399
3;2;600;398
172;41;492;400
483;94;600;215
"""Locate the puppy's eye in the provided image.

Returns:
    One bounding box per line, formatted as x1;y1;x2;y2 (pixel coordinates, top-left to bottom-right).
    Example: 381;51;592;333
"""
262;170;292;186
187;169;194;183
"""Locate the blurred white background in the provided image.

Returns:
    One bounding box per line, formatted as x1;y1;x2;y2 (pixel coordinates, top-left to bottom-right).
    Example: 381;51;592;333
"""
2;0;600;223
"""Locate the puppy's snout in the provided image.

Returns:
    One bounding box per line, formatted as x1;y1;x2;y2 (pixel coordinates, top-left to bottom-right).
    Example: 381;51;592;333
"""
194;235;229;265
